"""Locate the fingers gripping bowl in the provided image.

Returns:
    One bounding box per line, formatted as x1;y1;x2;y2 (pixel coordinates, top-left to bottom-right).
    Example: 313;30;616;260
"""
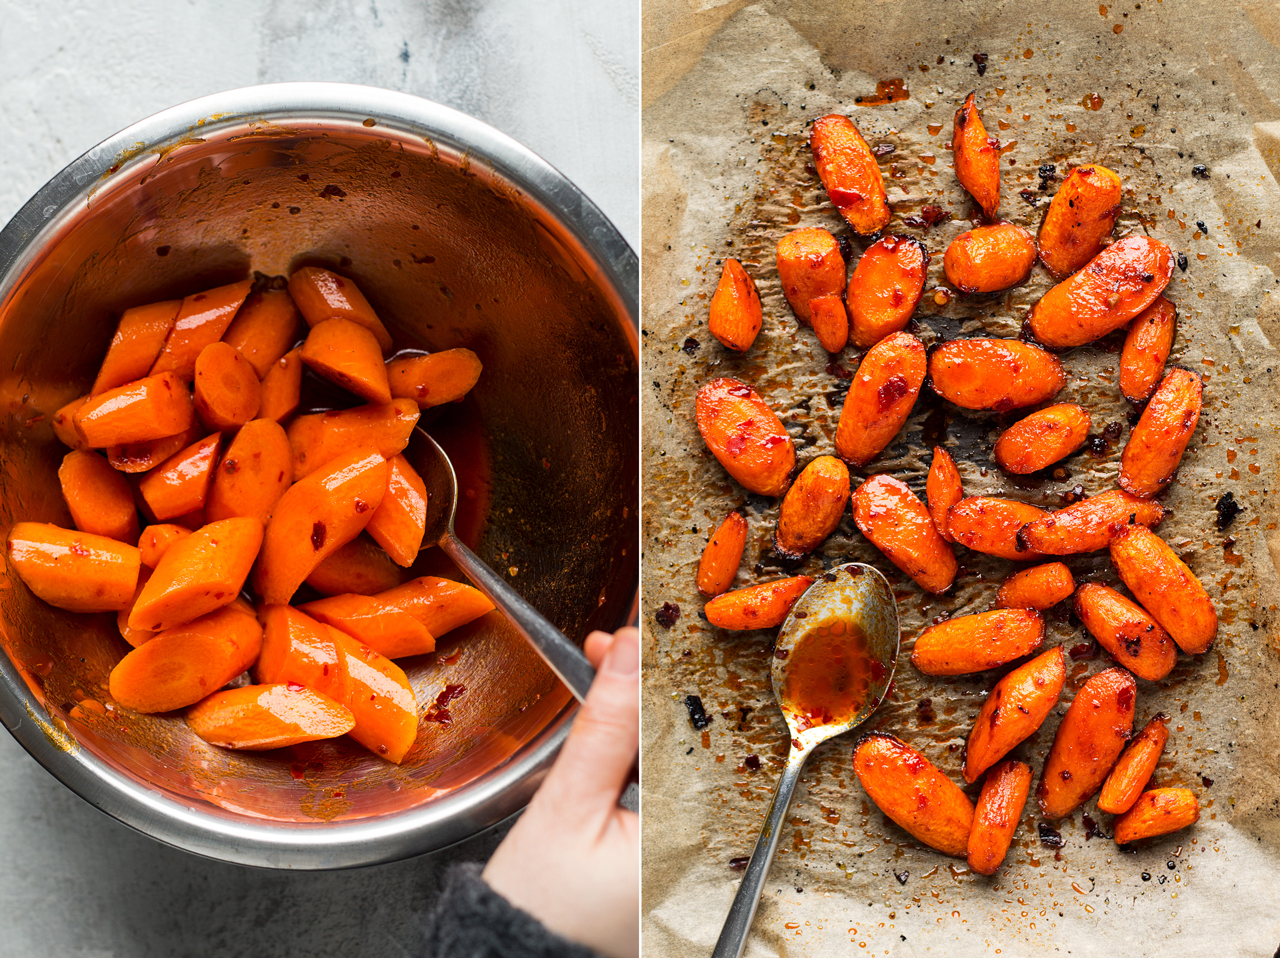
0;84;638;868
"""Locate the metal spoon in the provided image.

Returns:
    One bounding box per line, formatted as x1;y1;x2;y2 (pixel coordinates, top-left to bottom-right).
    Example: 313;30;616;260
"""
711;563;900;958
405;427;596;703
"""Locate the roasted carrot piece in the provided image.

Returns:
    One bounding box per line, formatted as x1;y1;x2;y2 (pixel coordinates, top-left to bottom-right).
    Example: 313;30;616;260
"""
258;347;304;423
1037;667;1137;820
332;631;418;763
809;114;890;235
221;288;301;378
149;279;253;381
1113;788;1198;845
1074;584;1177;681
288;267;393;353
847;236;928;348
92;300;181;396
952;92;1000;219
287;399;419;479
255;604;348;702
74;372;195;448
1037;164;1123;279
1097;714;1169;814
170;507;208;532
7;522;139;612
776;228;845;324
301;593;434;659
703;576;814;630
911;609;1044;676
377;576;496;637
926;446;963;542
59;450;139;544
118;568;155;648
696;511;748;597
994;562;1074;611
129;517;263;631
364;454;427;567
204;418;294;526
254;447;388;605
1015;490;1164;556
993;403;1091;475
942;223;1036;294
107;424;202;474
1027;236;1174;348
774;455;850;559
833;331;926;467
851;475;957;594
1118;367;1202;498
108;604;262;713
854;733;975;857
808;295;849;353
707;258;764;351
928;339;1065;412
695;378;794;497
947;497;1047;561
187;683;354;749
1119;296;1176;404
306;535;408;597
137;434;221;521
386;350;483;409
967;760;1032;875
964;647;1066;783
1110;524;1217;654
300;317;392;404
137;523;192;569
51;395;89;450
193;342;261;431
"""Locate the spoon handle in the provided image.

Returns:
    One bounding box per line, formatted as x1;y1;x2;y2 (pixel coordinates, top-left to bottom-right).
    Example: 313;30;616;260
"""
440;533;596;702
711;745;811;958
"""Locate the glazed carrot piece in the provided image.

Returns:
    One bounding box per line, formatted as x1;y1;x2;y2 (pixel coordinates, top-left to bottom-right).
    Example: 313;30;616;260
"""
994;562;1074;611
1113;788;1198;845
1074;584;1177;681
1037;164;1123;279
964;647;1066;783
129;517;263;631
301;593;434;659
808;295;849;353
775;455;850;559
854;733;975;857
928;339;1064;412
257;347;304;423
776;228;845;324
137;434;221;521
306;535;408;597
947;497;1047;561
170;507;208;532
221;288;301;378
1119;296;1176;403
386;350;483;409
847;236;928;348
137;523;192;569
108;604;262;713
1097;714;1169;814
851;474;957;594
695;378;794;497
254;447;388;605
365;454;427;567
952;92;1000;218
993;403;1091;475
332;631;418;763
107;424;202;474
377;576;496;637
1110;524;1217;654
7;522;139;612
967;760;1032;875
187;683;355;749
59;450;139;544
1015;490;1164;556
703;576;814;630
942;223;1036;294
707;258;764;351
1027;236;1174;348
118;568;155;648
91;300;181;396
193;342;261;430
809;114;890;235
51;395;89;450
300;317;392;404
150;279;253;380
1037;667;1137;820
255;604;348;701
911;609;1044;676
204;418;294;526
1118;367;1202;498
696;511;748;597
834;331;926;467
926;446;962;542
74;372;195;448
287;399;419;479
288;267;394;352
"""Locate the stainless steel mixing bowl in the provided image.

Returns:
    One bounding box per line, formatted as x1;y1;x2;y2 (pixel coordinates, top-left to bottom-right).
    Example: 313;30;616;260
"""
0;83;638;868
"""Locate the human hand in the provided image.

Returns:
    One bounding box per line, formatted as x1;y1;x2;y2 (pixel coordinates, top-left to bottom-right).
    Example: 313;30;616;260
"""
482;627;639;958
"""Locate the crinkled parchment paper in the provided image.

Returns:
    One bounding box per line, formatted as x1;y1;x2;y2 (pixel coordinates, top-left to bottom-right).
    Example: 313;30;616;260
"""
641;2;1280;955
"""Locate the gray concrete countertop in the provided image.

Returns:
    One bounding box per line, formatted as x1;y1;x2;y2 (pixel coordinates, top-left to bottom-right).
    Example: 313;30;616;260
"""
0;2;637;955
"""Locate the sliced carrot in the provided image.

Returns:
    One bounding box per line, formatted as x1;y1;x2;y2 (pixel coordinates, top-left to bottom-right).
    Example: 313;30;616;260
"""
74;372;195;448
1015;490;1165;555
59;450;139;544
1110;524;1217;654
964;647;1066;783
696;511;748;597
994;562;1074;611
809;115;890;235
1113;788;1198;845
51;395;89;450
707;258;764;351
221;288;301;378
137;523;192;569
258;347;304;423
833;331;926;468
942;222;1036;294
364;454;427;567
952;92;1000;219
301;593;434;659
193;342;261;431
107;424;202;474
204;418;293;526
1037;164;1123;280
928;339;1064;412
853;733;974;857
300;317;392;404
187;683;354;749
947;497;1047;561
332;631;418;763
255;604;348;702
1074;584;1177;681
137;434;221;521
993;403;1091;475
695;378;794;497
851;474;957;594
386;350;483;408
170;507;208;531
377;576;496;637
1097;714;1169;814
775;228;844;324
847;236;928;349
287;399;419;479
808;295;849;353
967;760;1032;876
774;455;850;559
1119;296;1176;404
149;279;253;381
92;300;181;396
288;267;393;352
1118;367;1202;498
306;535;408;597
7;522;139;612
118;568;155;648
703;576;814;630
911;609;1044;676
926;446;963;542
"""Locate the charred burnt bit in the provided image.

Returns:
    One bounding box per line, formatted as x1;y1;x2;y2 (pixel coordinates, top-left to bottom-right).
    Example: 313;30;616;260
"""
1038;823;1065;848
656;602;681;629
684;694;711;730
972;52;988;76
1215;491;1243;530
903;204;951;229
1176;251;1189;271
1192;164;1210;179
682;336;701;355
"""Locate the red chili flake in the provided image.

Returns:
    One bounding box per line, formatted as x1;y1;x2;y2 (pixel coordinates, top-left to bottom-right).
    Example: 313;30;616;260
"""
223;459;239;474
877;374;910;411
287;681;305;692
1068;641;1098;660
311;522;326;551
355;499;369;513
726;383;753;398
1117;685;1135;710
761;434;787;448
725;431;748;456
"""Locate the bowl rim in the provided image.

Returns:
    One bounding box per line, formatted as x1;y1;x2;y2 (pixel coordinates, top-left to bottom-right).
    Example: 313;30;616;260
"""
0;81;638;870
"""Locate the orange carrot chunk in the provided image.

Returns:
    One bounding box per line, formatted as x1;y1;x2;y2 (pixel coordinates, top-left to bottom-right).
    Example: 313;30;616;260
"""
306;535;408;597
1119;296;1177;403
377;576;497;638
92;300;182;396
1118;367;1202;498
59;450;139;544
1113;788;1199;845
808;295;849;353
695;378;794;497
942;223;1036;294
696;511;748;598
1110;524;1217;655
287;399;419;479
993;403;1091;475
332;631;418;763
137;434;221;522
964;647;1066;784
288;267;393;352
187;683;355;749
386;350;483;409
204;418;294;526
967;760;1032;876
847;236;928;349
7;522;140;612
1098;714;1170;815
364;454;427;567
150;279;254;381
118;568;156;648
834;331;927;468
707;258;764;351
809;115;891;235
258;347;304;423
137;523;192;569
703;577;815;631
994;562;1074;611
1037;164;1123;280
51;395;90;450
107;425;202;474
852;475;957;594
775;455;850;559
776;228;845;324
947;497;1047;561
926;446;963;542
952;92;1000;219
301;593;435;659
928;339;1065;412
911;609;1044;676
1074;584;1177;681
1015;490;1165;556
74;373;195;448
300;317;393;404
221;288;301;378
255;604;348;702
854;733;975;857
193;342;261;431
